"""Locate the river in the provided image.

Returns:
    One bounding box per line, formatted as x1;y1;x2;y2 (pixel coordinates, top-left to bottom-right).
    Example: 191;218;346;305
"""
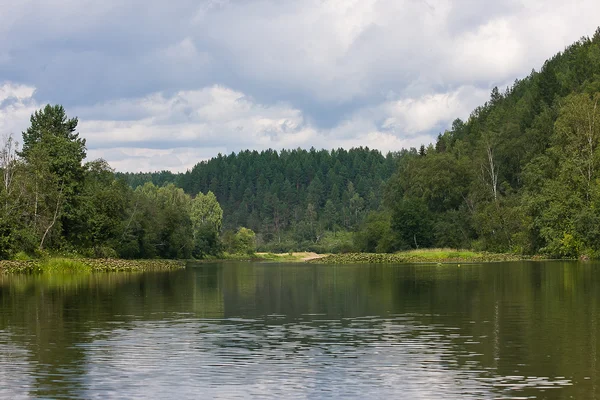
0;261;598;399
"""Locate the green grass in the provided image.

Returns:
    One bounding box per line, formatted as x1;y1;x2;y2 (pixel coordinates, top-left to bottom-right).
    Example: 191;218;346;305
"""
39;258;92;273
309;248;535;264
0;258;185;274
213;252;300;262
400;248;483;260
12;251;34;261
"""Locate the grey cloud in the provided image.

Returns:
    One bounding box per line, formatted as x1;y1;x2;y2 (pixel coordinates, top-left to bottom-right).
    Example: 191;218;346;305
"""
3;0;598;115
1;0;600;171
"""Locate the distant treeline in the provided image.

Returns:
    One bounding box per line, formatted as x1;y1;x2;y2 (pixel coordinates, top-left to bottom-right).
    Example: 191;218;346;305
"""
118;148;397;252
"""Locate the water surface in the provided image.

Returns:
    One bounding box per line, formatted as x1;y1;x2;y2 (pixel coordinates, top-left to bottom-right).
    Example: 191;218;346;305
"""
0;261;599;399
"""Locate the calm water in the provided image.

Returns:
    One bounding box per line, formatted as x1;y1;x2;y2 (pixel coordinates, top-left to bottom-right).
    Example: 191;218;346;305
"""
0;261;599;399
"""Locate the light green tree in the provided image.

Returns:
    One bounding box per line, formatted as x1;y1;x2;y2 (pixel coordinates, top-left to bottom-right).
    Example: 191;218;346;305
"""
234;227;256;255
190;191;223;258
191;191;223;233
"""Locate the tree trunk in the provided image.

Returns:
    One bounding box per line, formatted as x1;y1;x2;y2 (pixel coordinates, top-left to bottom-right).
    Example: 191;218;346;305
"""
39;184;63;250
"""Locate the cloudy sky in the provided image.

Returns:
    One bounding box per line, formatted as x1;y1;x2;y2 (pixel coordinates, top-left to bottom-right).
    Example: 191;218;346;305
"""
0;0;598;172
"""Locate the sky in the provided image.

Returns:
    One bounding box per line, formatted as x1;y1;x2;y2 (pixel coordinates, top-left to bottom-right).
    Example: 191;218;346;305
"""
0;0;599;172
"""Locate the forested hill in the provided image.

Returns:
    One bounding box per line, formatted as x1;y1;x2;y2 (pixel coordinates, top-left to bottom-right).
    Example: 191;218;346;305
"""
367;28;600;257
120;28;600;257
118;148;397;249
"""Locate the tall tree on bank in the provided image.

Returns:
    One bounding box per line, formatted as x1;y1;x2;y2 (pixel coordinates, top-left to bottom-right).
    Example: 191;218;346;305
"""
19;105;87;249
20;105;86;186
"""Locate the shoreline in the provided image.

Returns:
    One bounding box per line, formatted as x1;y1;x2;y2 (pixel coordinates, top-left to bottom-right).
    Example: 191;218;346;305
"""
191;249;550;264
255;252;329;262
0;258;185;274
305;251;549;264
189;252;330;263
0;250;562;274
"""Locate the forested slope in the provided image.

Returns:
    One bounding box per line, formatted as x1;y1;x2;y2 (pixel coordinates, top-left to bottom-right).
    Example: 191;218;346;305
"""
363;28;600;257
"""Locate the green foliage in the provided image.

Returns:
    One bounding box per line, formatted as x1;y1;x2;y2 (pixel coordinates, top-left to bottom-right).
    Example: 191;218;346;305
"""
118;147;395;251
390;198;434;250
190;191;223;258
19;105;87;249
313;231;355;253
0;107;219;261
12;252;32;261
131;183;194;259
232;227;256;255
191;191;223;233
39;258;91;273
354;211;397;253
0;258;184;274
193;224;221;259
310;250;526;264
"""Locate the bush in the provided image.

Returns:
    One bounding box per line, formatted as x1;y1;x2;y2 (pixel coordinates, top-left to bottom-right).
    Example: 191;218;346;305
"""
12;251;33;261
234;227;256;255
39;258;91;273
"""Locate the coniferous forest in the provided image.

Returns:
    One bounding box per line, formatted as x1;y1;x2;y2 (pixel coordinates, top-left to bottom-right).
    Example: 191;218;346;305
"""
3;28;600;259
118;148;397;253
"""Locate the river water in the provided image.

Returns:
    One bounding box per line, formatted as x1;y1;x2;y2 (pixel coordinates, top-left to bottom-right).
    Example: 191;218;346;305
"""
0;261;598;399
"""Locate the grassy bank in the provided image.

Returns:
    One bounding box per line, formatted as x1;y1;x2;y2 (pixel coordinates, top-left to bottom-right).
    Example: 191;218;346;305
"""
307;249;537;264
0;258;185;274
192;249;531;264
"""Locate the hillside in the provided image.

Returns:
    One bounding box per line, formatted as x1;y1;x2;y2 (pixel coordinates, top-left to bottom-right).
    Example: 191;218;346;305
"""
362;28;600;257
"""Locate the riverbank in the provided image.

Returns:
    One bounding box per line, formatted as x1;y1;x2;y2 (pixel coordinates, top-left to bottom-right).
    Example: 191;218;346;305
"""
255;252;328;262
198;249;540;264
191;252;329;263
307;249;539;264
0;258;185;274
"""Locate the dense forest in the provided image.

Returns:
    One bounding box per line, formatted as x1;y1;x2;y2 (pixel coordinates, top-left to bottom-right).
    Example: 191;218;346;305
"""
118;148;397;252
2;28;600;259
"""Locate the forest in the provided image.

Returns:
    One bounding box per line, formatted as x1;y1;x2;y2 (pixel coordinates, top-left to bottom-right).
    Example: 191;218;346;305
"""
2;28;600;260
118;147;397;252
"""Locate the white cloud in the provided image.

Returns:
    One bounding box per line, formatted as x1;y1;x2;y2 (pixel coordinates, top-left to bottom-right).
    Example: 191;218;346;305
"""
86;147;228;172
448;18;525;82
190;0;600;102
381;86;489;134
76;84;475;171
0;82;38;139
0;82;457;171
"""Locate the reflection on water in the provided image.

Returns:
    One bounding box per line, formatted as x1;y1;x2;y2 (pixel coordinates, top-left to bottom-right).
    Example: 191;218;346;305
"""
0;261;599;399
